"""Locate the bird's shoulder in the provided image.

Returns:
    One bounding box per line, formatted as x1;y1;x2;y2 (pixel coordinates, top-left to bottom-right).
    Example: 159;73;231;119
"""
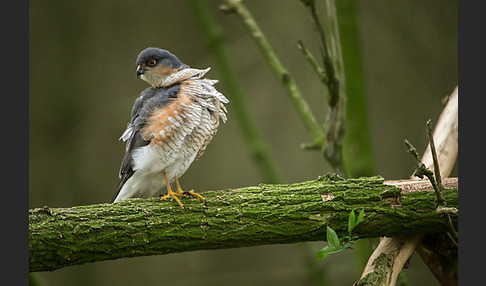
118;84;182;176
131;85;182;126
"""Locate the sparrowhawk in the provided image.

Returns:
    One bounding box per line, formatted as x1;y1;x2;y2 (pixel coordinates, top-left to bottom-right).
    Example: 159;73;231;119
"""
113;47;229;208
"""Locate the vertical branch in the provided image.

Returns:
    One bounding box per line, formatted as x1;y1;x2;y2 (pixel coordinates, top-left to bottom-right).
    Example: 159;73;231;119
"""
306;1;338;103
221;0;324;145
221;0;350;176
322;0;347;176
299;0;347;175
323;0;345;105
334;0;376;272
336;0;375;178
188;0;283;183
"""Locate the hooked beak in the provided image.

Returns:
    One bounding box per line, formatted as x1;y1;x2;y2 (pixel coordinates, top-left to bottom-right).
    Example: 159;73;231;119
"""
136;64;145;77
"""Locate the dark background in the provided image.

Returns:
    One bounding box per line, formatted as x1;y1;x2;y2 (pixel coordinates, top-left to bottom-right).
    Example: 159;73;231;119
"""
29;0;458;285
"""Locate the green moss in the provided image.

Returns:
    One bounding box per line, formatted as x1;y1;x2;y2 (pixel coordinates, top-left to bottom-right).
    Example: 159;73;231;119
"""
355;253;392;285
29;176;457;272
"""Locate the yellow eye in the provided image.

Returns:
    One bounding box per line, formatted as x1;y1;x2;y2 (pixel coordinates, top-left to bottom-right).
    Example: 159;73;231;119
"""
147;59;157;67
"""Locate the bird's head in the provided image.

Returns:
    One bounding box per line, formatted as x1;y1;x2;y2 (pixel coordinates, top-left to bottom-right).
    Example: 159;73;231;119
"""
135;47;188;87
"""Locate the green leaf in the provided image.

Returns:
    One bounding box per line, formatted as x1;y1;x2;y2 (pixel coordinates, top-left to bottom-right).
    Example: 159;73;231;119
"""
326;225;340;250
341;242;354;250
315;245;343;259
348;209;365;236
357;209;365;225
348;210;356;234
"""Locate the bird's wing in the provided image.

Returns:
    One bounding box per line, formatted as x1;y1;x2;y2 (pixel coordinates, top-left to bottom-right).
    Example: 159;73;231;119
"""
114;85;181;201
180;78;229;160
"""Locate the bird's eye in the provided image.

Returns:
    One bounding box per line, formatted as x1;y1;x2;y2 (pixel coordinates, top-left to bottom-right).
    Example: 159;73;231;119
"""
147;59;157;67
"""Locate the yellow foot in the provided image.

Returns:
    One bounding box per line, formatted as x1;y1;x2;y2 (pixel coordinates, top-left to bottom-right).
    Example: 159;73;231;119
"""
159;189;185;209
160;173;207;209
182;189;207;205
175;175;207;206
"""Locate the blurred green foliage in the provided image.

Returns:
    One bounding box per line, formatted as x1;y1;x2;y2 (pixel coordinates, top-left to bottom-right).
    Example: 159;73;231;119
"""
29;0;457;285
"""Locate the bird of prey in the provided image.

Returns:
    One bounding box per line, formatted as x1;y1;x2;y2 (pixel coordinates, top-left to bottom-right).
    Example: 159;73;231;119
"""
113;47;229;208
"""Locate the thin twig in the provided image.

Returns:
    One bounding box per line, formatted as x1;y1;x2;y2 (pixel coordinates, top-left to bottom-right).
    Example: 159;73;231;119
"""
361;87;459;285
302;0;339;106
405;134;458;243
297;40;328;84
426;120;445;205
404;139;436;188
299;0;347;176
222;0;323;144
426;120;458;242
222;0;349;176
188;0;283;183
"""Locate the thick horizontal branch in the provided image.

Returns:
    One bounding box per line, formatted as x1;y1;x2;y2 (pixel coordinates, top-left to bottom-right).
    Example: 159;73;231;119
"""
29;175;457;272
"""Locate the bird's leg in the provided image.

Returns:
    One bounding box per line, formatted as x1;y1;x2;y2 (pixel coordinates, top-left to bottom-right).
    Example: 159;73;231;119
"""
175;176;207;205
159;171;185;209
173;175;185;196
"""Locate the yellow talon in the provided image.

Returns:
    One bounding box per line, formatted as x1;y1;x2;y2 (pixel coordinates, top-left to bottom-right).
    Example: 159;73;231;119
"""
160;171;206;209
175;176;206;204
185;189;207;203
159;188;185;209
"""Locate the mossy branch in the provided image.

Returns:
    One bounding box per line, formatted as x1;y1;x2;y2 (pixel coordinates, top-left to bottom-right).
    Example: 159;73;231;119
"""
30;175;457;272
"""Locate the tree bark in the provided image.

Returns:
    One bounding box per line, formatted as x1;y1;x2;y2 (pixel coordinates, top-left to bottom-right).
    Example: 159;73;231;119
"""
29;175;457;272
